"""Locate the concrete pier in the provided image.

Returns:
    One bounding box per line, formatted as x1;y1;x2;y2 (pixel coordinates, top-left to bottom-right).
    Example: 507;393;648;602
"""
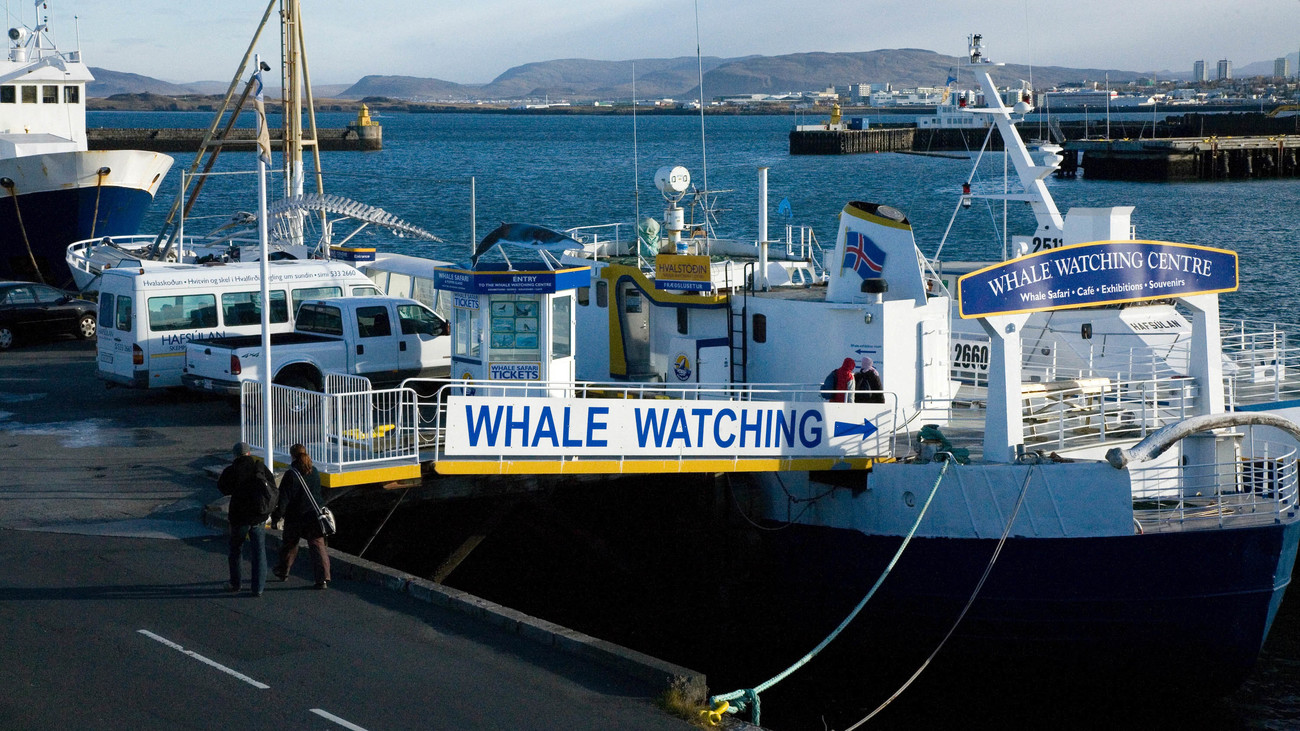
0;341;704;729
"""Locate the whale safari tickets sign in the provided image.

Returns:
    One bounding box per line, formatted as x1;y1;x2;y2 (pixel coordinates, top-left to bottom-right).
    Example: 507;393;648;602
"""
957;240;1238;319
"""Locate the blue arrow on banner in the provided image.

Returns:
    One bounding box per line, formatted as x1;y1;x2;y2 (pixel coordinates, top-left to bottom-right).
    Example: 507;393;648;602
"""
834;419;878;440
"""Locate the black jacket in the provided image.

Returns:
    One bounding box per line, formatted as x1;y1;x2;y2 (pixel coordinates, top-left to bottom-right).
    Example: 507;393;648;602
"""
218;455;275;525
272;464;324;531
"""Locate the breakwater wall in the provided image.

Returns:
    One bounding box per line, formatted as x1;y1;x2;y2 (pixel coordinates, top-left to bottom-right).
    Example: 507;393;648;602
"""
1065;136;1300;181
790;114;1300;156
88;124;382;152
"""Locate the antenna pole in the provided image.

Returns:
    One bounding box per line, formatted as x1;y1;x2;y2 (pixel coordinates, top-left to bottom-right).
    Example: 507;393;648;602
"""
632;61;641;268
694;0;708;244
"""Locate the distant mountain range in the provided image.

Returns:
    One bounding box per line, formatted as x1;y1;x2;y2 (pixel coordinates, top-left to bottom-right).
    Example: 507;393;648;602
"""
88;47;1295;102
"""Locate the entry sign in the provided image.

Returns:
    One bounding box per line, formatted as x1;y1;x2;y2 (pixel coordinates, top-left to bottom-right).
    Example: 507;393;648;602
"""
957;240;1238;319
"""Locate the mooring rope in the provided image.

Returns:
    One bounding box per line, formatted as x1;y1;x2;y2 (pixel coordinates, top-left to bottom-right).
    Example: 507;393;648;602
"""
706;458;952;726
357;486;411;559
843;464;1038;729
1;178;44;284
89;166;110;240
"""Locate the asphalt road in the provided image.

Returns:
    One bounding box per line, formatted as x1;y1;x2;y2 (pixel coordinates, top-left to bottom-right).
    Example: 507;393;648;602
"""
0;340;695;729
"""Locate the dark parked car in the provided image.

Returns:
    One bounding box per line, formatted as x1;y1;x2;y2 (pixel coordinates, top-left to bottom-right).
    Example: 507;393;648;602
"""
0;281;98;350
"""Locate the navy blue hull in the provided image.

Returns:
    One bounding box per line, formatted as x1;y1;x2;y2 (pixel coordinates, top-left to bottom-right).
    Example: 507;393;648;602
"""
0;185;155;287
764;517;1300;689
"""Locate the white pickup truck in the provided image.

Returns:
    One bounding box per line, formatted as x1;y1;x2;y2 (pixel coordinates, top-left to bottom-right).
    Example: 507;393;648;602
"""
181;296;449;395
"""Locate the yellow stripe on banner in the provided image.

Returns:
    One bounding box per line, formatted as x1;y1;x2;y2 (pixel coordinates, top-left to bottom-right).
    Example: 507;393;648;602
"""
431;457;878;475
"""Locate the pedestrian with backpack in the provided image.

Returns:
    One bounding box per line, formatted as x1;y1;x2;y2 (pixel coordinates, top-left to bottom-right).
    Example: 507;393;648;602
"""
218;441;277;597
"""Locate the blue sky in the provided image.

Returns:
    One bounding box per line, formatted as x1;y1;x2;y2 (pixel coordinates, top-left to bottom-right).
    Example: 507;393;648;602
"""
17;1;1300;85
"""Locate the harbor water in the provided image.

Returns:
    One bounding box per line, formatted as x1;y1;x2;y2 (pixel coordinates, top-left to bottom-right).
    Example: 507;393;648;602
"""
92;110;1300;729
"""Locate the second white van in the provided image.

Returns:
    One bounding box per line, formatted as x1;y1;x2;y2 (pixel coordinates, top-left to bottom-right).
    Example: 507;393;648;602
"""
96;260;380;389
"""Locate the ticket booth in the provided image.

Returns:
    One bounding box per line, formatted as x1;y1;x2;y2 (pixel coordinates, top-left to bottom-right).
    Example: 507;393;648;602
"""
435;253;589;394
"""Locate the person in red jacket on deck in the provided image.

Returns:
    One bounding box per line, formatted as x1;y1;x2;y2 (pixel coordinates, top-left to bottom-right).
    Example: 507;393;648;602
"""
833;357;857;403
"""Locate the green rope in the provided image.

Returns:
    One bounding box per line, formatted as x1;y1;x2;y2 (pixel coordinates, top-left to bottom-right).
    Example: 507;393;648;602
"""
709;458;953;725
918;424;970;464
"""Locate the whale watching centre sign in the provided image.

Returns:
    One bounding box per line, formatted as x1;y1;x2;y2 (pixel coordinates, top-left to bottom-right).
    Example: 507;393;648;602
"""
956;240;1238;318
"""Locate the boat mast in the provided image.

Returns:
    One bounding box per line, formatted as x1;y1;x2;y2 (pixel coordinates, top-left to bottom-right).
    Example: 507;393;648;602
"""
149;0;279;256
279;0;326;251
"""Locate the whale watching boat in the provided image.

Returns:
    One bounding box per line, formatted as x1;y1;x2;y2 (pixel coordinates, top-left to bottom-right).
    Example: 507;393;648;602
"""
235;35;1300;718
0;4;172;286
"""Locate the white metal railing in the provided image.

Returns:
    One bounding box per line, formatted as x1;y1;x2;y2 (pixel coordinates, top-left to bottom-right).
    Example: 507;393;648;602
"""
782;224;826;278
950;331;1184;389
240;381;420;473
1220;319;1300;406
923;374;1199;455
564;223;627;260
1130;440;1298;532
953;319;1300;409
325;372;372;395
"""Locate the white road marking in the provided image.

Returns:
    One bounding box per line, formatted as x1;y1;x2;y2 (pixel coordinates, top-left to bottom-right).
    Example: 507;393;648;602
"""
310;708;370;730
137;629;270;689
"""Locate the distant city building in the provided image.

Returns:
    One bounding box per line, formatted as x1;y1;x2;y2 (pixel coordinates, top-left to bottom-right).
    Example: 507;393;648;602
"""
1217;59;1232;81
1193;60;1207;82
1276;57;1290;78
837;84;872;104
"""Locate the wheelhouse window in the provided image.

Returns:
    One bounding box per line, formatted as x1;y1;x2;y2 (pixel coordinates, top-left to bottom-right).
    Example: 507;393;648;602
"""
20;85;36;103
0;86;14;103
752;314;767;343
595;280;608;308
676;306;688;334
63;85;79;104
41;85;57;104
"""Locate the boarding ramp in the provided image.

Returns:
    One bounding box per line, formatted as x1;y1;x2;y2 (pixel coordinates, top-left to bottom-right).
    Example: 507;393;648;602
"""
240;377;422;487
242;378;904;486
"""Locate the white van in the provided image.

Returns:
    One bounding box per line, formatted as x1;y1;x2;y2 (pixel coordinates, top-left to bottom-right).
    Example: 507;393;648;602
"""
96;260;380;389
360;252;454;320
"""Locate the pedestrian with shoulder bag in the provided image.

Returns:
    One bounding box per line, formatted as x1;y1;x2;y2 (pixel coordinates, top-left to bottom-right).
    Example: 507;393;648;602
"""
271;444;333;590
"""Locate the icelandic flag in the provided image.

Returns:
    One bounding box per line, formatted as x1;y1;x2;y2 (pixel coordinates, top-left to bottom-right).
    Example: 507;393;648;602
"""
777;197;793;220
843;231;886;279
945;68;957;86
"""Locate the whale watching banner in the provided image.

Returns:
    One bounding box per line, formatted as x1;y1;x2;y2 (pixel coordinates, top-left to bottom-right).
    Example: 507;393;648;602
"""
957;240;1238;319
442;396;891;458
